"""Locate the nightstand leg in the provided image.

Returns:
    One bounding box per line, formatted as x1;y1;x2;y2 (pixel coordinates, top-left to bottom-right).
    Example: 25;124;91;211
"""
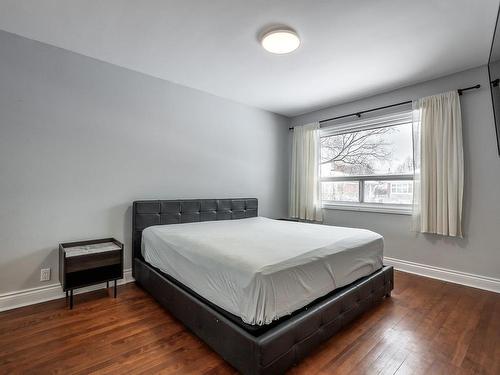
106;281;109;289
69;289;73;309
114;280;117;298
65;290;68;298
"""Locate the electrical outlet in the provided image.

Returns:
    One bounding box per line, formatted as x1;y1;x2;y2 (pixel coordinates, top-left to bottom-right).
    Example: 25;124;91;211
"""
40;268;51;281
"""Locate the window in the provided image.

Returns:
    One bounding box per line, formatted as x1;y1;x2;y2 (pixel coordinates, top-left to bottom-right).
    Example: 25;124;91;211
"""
390;182;413;195
320;111;414;213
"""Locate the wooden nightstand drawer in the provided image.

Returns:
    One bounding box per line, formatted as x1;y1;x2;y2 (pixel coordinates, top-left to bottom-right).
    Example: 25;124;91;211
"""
66;250;121;273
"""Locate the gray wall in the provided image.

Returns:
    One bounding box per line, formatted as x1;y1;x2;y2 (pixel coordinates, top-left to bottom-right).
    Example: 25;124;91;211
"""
0;30;290;294
292;66;500;280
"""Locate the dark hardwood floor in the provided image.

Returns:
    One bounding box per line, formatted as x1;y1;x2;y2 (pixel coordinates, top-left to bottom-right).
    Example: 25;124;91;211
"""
0;271;498;374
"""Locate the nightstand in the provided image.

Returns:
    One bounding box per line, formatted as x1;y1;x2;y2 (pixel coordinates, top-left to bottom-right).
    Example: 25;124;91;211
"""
59;238;124;309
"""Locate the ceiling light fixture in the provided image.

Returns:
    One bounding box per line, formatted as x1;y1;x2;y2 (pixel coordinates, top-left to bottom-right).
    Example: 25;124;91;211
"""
260;27;300;54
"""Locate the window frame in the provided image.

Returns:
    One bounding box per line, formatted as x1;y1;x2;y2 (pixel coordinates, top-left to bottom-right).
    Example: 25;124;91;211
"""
319;111;414;215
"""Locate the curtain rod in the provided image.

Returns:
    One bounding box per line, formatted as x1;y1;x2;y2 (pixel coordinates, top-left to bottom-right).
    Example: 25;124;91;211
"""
288;84;481;130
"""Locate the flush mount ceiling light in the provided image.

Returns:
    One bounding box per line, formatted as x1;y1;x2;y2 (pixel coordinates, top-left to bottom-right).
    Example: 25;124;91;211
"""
260;27;300;54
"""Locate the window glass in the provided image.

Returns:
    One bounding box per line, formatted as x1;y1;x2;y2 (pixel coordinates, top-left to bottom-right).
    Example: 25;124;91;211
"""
321;181;359;202
319;114;414;207
320;123;413;178
364;180;413;205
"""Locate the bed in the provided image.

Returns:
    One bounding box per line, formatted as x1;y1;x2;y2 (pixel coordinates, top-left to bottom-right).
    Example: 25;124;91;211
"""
132;198;393;375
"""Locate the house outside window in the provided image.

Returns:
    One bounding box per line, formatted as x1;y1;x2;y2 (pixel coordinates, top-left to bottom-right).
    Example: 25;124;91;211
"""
320;111;414;214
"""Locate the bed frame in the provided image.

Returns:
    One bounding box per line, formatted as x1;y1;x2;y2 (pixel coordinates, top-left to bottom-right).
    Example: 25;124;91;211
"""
132;198;393;375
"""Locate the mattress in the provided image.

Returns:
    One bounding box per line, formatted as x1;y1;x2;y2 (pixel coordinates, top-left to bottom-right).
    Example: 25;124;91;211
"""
142;217;383;325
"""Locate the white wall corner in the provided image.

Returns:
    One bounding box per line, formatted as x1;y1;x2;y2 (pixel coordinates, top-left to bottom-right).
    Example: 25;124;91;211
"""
0;268;135;312
384;257;500;293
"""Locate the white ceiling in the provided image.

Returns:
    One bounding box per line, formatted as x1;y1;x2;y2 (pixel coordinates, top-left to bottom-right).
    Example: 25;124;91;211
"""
0;0;498;117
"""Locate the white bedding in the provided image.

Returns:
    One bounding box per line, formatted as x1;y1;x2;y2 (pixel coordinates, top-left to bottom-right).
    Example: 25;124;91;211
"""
142;217;383;325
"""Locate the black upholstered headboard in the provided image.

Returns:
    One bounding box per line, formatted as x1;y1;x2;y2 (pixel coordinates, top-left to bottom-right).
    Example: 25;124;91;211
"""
132;198;258;268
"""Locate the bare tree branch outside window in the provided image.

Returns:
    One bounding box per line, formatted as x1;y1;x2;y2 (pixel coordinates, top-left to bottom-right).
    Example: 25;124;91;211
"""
321;128;395;175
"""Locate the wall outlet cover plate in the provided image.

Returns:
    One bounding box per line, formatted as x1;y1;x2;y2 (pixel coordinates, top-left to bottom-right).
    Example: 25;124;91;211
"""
40;268;51;281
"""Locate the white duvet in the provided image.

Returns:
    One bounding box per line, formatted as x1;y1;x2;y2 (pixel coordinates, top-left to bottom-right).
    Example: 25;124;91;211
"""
142;217;383;325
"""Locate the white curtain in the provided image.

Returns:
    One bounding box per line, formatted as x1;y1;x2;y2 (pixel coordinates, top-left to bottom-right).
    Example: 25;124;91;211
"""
412;91;464;237
289;122;323;221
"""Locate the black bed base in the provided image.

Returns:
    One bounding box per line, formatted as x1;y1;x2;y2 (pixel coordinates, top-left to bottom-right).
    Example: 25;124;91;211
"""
134;258;394;375
132;199;394;374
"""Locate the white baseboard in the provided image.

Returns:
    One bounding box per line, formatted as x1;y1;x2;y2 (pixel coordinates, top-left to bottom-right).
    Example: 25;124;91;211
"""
384;257;500;293
0;268;134;312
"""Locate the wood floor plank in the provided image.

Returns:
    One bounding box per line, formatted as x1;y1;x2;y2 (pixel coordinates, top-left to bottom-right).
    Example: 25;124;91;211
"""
0;271;498;375
0;303;164;368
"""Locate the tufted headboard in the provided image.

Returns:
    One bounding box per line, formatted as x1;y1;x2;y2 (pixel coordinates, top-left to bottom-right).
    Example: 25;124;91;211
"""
132;198;258;274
